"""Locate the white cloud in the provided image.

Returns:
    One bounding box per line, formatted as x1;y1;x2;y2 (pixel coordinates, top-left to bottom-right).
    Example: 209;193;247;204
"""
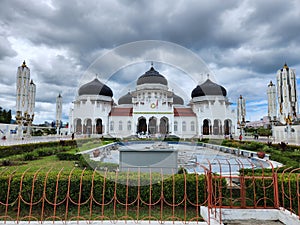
1;0;300;124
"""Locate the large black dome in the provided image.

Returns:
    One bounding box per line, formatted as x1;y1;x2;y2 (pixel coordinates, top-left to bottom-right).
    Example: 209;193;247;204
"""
118;92;132;105
173;93;184;105
137;67;168;86
191;79;227;98
78;78;113;97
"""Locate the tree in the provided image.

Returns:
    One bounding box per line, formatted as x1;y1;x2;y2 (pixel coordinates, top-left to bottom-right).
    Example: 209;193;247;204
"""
0;107;12;124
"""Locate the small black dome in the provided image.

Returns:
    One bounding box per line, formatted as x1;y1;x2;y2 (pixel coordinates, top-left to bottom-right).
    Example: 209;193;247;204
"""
173;93;184;105
191;79;227;98
78;78;113;97
118;92;132;105
137;67;168;86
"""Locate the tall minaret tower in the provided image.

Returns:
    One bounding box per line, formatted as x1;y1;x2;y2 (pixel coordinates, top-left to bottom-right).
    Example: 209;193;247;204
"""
267;81;277;123
16;61;31;138
56;93;63;135
276;63;298;124
237;95;246;125
26;79;36;136
237;95;246;134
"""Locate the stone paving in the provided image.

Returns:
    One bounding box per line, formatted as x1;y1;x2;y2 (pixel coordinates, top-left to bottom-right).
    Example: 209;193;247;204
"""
223;220;285;225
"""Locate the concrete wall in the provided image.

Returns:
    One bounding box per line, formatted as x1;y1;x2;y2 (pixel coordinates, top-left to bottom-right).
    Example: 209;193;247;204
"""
119;149;178;174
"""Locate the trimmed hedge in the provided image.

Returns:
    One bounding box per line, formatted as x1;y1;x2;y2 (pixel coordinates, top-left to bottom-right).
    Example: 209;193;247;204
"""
0;140;78;159
56;152;81;161
0;170;298;218
221;139;300;168
0;171;208;210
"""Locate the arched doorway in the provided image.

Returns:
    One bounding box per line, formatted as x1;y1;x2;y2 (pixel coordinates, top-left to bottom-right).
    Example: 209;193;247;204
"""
137;117;147;133
224;119;232;135
159;117;169;134
203;119;210;135
75;119;82;134
85;119;92;135
148;117;157;134
213;119;222;135
96;119;103;134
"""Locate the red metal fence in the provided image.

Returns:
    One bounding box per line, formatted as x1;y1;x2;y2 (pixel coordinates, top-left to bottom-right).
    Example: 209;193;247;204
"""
0;162;299;224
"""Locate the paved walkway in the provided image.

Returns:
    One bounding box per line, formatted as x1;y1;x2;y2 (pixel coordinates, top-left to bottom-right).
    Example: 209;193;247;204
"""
223;220;284;225
0;135;72;146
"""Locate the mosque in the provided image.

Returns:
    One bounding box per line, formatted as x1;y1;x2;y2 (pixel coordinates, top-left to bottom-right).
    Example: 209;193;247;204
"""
68;65;237;138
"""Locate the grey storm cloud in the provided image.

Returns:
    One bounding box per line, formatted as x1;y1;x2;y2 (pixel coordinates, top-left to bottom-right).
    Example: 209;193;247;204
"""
1;0;300;123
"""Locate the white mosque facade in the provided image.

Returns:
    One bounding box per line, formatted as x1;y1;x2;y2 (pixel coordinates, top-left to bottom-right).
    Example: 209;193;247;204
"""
68;66;237;138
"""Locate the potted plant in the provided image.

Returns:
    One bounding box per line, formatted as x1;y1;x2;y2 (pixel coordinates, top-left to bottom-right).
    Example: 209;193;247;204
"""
257;151;265;159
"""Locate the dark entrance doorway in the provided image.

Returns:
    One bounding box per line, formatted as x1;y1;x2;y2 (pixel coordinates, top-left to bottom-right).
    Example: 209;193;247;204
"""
96;119;103;134
203;119;210;135
148;117;157;134
224;119;231;135
159;117;169;134
137;117;147;133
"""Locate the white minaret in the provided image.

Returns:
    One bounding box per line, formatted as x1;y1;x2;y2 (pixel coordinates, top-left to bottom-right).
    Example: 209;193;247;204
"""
267;81;277;123
26;79;36;136
56;93;63;135
237;95;246;134
16;61;30;138
276;63;298;124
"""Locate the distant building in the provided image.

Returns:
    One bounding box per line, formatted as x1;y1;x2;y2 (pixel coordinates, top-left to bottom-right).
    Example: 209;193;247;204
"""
246;116;270;129
68;65;237;138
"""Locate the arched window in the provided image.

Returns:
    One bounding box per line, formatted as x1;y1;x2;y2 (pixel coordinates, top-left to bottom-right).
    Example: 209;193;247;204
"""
110;121;114;131
174;121;178;132
191;121;195;131
127;121;131;131
182;121;186;131
119;121;123;131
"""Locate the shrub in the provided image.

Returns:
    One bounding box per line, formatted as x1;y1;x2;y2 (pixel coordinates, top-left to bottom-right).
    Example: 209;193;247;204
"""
0;171;207;210
36;148;55;157
242;141;265;151
0;140;78;159
56;152;80;161
23;151;39;161
1;159;11;166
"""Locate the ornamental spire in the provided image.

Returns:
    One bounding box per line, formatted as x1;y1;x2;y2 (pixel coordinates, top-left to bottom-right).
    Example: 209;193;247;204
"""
268;80;274;87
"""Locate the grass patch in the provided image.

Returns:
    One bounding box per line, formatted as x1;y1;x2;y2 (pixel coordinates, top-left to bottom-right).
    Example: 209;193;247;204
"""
2;155;78;173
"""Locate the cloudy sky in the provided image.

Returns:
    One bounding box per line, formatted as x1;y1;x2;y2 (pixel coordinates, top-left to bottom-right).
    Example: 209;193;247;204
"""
1;0;300;124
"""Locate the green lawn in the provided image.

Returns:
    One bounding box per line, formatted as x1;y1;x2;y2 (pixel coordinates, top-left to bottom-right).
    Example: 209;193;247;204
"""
1;155;79;173
0;139;114;173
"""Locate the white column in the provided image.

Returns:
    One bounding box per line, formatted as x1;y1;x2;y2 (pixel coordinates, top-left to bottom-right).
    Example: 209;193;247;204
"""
56;93;63;135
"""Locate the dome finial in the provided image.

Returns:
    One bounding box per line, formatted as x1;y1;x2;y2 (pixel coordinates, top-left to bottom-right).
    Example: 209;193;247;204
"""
22;60;26;67
268;80;274;87
207;74;210;80
150;61;154;70
283;62;288;69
